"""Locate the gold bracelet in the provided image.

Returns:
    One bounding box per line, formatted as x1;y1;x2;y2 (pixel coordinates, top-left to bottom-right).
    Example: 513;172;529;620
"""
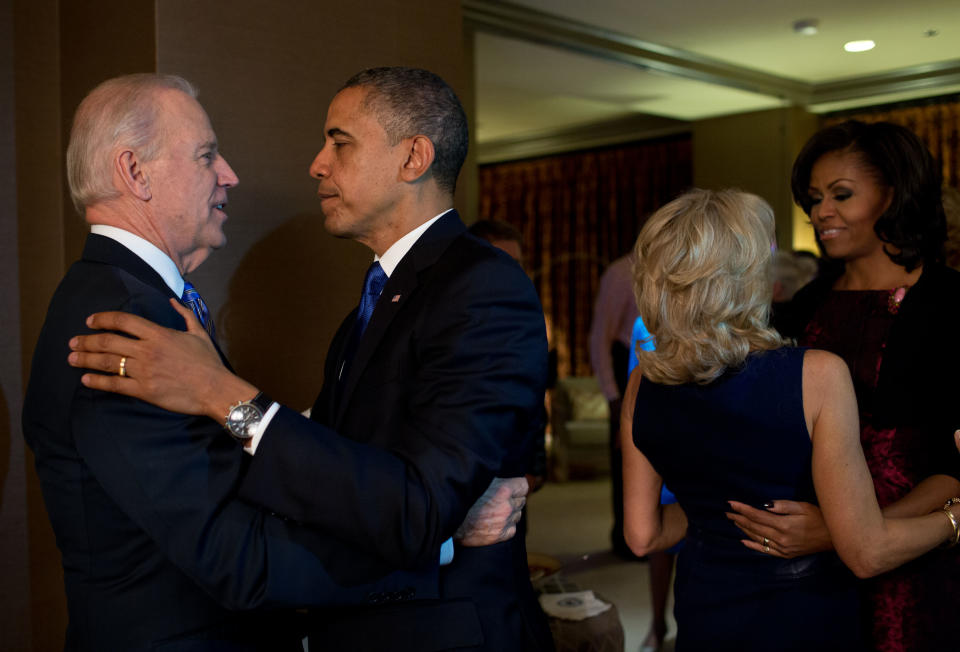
941;498;960;548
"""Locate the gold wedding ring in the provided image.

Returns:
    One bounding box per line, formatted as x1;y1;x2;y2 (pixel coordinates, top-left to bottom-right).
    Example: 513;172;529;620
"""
762;537;770;553
119;356;127;377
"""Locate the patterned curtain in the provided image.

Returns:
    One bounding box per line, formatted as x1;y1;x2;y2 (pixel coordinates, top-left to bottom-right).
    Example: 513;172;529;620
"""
478;135;693;378
824;94;960;189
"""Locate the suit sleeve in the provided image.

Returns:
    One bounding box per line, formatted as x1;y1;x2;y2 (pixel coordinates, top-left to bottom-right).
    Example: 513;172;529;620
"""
70;292;437;610
240;252;548;569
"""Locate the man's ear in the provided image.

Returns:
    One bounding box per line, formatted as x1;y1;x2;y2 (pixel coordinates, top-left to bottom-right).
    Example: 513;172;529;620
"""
399;135;435;183
115;150;151;200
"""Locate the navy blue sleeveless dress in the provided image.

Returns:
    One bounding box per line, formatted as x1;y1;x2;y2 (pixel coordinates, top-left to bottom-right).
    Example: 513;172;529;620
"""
632;347;862;651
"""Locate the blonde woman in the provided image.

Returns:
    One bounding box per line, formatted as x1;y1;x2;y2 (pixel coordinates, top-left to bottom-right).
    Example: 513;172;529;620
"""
620;189;960;651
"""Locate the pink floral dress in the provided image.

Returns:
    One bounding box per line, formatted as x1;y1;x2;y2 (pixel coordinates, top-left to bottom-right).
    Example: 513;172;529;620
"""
801;286;956;652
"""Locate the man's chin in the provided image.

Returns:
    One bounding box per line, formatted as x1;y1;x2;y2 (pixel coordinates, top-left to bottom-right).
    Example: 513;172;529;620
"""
181;242;221;275
207;227;227;250
321;212;353;239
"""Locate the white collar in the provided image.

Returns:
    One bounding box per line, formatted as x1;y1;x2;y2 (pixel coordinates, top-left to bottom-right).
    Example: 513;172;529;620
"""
90;224;185;297
375;209;453;276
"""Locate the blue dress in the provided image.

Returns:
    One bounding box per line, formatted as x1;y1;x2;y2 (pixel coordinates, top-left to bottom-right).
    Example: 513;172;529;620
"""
632;347;861;651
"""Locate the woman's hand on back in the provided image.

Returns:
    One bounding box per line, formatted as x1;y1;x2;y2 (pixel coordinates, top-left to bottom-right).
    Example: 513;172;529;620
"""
726;500;833;558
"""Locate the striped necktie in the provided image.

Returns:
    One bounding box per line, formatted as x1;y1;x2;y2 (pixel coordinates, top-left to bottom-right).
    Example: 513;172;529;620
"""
181;281;216;341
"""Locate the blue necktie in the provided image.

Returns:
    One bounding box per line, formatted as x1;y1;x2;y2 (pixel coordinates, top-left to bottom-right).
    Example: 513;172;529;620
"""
181;281;216;341
339;262;387;381
354;262;388;338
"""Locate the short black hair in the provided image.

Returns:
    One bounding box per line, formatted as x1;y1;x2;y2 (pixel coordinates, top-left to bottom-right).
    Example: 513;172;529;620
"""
342;67;468;195
790;120;945;271
468;219;522;246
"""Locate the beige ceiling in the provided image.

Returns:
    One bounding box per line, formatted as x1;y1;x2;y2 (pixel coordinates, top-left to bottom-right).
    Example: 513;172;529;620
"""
470;0;960;144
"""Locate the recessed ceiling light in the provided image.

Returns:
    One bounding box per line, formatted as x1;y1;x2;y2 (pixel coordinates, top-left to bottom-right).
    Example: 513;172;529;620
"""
843;40;876;53
793;19;819;36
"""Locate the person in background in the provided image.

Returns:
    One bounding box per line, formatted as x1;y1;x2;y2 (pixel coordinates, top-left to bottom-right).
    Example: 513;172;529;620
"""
769;250;819;335
469;218;549;492
728;120;960;652
622;187;960;651
588;253;639;557
468;218;524;265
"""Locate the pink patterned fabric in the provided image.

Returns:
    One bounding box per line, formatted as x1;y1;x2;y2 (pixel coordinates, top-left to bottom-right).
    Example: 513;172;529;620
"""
802;288;956;652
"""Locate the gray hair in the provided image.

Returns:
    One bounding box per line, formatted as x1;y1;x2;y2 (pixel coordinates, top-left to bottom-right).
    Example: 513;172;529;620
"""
66;73;197;213
771;251;818;301
341;67;467;195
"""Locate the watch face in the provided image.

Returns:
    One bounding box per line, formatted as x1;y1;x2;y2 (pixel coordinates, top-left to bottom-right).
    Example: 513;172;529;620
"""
227;404;261;440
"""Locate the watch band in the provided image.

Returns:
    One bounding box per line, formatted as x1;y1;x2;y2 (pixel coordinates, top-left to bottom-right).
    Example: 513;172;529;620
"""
246;392;273;414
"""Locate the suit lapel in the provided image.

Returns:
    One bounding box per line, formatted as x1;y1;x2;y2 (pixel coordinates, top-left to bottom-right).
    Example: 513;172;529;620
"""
333;211;467;427
82;234;232;367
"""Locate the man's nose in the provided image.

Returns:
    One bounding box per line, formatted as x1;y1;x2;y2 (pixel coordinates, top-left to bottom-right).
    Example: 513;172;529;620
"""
309;150;329;179
217;155;239;188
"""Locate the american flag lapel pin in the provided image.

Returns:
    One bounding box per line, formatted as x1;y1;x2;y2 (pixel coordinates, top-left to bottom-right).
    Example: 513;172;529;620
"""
392;294;401;303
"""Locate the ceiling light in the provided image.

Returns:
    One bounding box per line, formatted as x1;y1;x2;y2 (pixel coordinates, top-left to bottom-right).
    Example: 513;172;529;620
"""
792;19;819;36
844;40;876;53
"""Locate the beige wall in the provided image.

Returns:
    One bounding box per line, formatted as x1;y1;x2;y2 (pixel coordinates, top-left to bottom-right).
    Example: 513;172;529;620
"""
6;2;471;648
693;106;819;249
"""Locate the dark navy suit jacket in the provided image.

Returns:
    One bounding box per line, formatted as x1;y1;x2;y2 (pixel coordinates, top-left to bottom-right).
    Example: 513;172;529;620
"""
22;234;437;651
239;212;555;651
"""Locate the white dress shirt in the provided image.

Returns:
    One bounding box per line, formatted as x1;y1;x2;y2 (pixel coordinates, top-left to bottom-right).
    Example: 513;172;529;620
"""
91;225;185;296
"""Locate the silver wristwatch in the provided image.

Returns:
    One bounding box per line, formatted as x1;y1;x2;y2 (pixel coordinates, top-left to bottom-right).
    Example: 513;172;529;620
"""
224;392;272;441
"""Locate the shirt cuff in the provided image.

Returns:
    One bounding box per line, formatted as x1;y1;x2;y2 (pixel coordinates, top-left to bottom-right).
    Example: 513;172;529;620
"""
440;537;454;565
244;402;281;456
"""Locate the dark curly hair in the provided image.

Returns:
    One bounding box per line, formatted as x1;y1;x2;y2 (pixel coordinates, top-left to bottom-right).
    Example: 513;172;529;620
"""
790;120;945;271
341;67;468;196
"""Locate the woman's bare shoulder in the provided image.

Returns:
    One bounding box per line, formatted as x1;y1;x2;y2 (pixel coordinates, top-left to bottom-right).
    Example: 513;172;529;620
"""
802;348;848;381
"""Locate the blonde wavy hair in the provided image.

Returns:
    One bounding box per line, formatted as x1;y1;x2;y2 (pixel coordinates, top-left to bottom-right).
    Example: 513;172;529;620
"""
633;188;782;385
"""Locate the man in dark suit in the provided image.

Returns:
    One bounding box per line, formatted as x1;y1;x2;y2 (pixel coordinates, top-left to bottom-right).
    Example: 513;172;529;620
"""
70;68;554;651
25;73;520;652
